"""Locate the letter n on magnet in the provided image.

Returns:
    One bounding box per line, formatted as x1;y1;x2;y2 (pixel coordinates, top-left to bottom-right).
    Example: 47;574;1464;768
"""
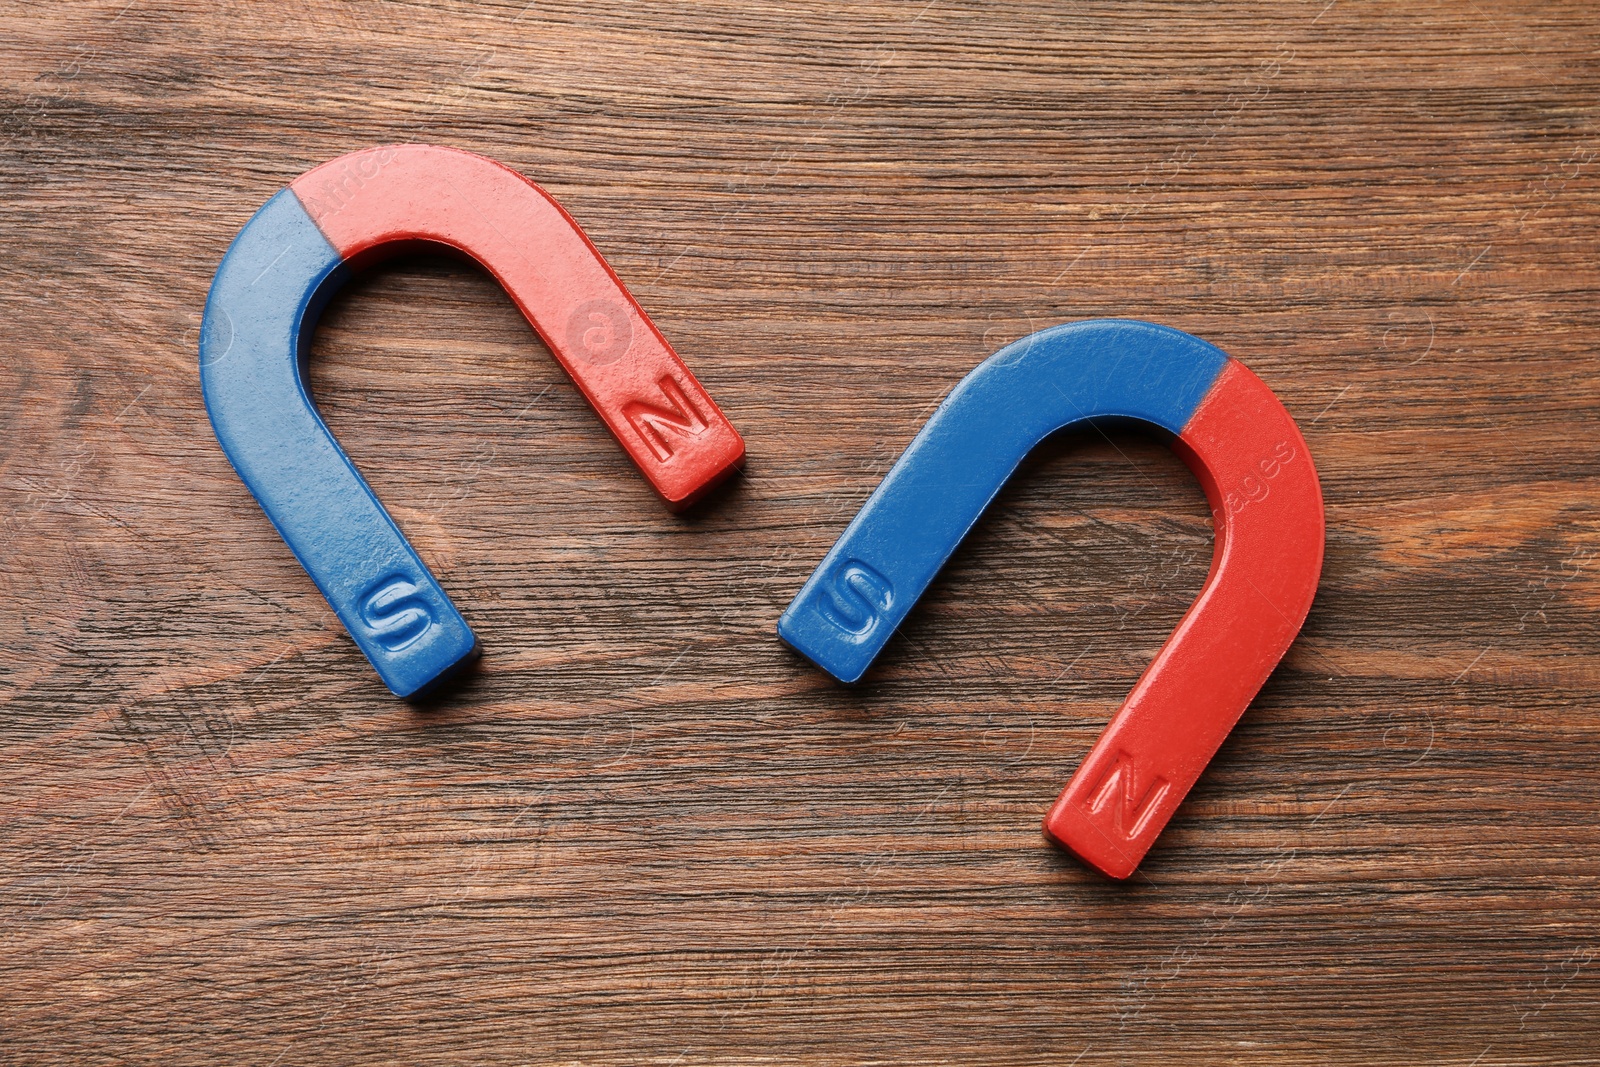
1084;750;1170;841
624;376;708;462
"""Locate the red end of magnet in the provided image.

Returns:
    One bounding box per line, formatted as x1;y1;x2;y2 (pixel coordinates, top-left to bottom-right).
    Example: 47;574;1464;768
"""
290;145;744;510
1044;359;1325;879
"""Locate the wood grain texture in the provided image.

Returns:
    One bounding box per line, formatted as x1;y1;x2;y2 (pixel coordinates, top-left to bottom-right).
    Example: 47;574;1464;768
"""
3;1;1599;1063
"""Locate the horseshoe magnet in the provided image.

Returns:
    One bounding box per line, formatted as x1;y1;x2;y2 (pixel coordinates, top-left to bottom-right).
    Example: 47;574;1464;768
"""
777;320;1324;879
201;144;744;697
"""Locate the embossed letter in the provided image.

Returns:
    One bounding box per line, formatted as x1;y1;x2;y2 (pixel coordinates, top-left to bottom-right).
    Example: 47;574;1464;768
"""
817;560;894;641
359;575;437;652
624;376;708;462
1085;751;1171;840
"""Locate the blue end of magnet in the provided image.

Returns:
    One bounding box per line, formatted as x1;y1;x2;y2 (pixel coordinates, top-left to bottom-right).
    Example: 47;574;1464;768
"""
200;190;478;697
777;319;1229;684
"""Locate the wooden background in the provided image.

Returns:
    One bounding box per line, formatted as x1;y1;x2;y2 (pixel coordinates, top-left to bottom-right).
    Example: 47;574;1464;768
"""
3;1;1598;1063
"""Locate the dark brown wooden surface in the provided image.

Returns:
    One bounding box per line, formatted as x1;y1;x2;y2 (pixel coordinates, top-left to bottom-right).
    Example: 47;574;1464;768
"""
4;1;1600;1063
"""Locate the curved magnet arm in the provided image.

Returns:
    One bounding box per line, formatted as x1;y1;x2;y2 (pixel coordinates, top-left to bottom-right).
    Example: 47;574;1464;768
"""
290;145;744;507
201;188;467;700
778;321;1232;683
777;320;1324;879
201;146;744;698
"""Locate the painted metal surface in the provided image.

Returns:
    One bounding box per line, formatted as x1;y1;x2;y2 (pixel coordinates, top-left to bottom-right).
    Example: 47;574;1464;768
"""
202;145;744;697
778;320;1324;878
